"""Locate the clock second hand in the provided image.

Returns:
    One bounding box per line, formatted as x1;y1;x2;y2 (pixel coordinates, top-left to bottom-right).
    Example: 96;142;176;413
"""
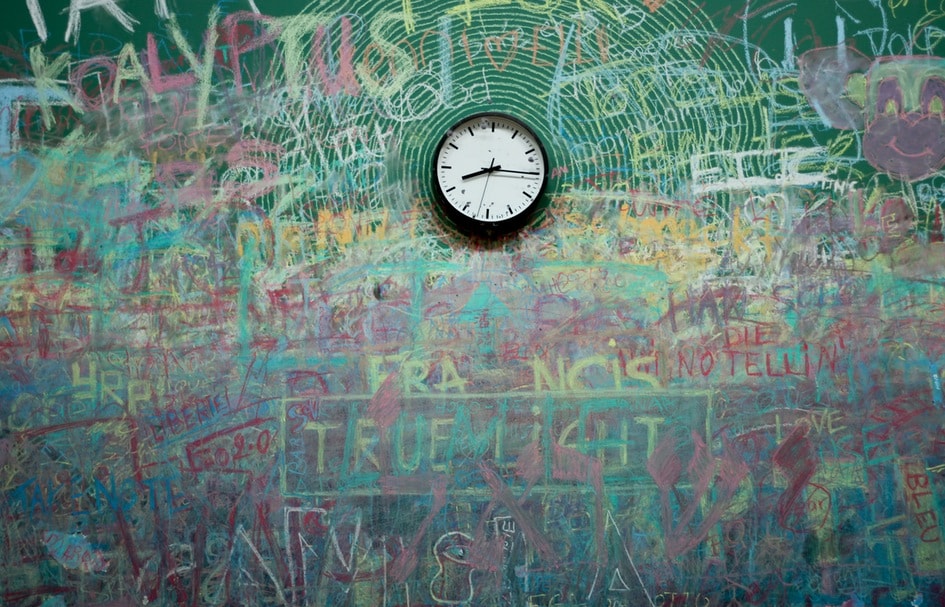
474;158;496;220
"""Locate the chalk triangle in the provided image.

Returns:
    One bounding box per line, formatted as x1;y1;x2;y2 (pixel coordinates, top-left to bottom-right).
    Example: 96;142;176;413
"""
609;568;631;592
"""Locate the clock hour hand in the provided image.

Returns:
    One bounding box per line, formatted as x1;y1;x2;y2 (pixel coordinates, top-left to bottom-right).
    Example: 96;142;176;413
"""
461;163;502;180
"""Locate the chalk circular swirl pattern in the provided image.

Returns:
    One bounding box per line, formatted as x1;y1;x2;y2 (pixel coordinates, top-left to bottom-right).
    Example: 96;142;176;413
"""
246;0;773;235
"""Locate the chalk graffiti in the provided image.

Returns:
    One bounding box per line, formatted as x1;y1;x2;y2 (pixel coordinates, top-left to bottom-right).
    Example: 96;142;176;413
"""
800;49;945;181
1;0;945;605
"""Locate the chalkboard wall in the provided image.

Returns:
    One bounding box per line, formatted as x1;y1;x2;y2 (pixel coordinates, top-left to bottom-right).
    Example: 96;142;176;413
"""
2;1;945;605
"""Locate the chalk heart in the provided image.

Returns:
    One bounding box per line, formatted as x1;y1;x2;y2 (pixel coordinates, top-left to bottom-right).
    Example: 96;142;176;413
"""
484;31;519;72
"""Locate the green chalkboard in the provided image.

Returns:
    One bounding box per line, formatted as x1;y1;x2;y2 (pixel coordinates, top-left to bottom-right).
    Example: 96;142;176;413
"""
6;0;937;219
3;2;945;606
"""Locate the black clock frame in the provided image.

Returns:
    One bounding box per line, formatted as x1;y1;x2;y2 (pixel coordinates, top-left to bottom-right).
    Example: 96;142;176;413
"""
431;111;550;237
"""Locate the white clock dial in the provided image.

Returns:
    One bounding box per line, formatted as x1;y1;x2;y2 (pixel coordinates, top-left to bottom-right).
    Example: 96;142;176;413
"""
432;113;549;235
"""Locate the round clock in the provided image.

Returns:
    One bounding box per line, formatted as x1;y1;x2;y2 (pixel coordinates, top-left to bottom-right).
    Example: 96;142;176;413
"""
432;112;549;236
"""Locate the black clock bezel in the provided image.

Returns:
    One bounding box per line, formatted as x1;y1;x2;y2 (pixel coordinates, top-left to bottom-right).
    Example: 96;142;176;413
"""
431;112;550;237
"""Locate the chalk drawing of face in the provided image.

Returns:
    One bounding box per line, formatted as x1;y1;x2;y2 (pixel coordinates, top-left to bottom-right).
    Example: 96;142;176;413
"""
429;531;475;605
799;51;945;182
864;57;945;182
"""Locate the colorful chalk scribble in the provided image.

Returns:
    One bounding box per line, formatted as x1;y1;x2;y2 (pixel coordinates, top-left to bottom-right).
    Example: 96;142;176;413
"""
2;0;945;605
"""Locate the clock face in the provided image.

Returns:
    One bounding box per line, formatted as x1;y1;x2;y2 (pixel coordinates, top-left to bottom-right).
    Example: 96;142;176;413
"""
432;112;549;235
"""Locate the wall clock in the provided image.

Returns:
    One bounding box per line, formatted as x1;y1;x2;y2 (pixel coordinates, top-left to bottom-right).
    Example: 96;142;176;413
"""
432;112;549;236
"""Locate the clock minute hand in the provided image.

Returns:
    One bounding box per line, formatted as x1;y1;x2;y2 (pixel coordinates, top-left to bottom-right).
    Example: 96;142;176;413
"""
493;169;540;176
461;164;502;180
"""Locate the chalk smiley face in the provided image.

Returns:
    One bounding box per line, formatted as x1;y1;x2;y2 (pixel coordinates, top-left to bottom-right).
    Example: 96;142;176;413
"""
863;61;945;181
800;51;945;182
